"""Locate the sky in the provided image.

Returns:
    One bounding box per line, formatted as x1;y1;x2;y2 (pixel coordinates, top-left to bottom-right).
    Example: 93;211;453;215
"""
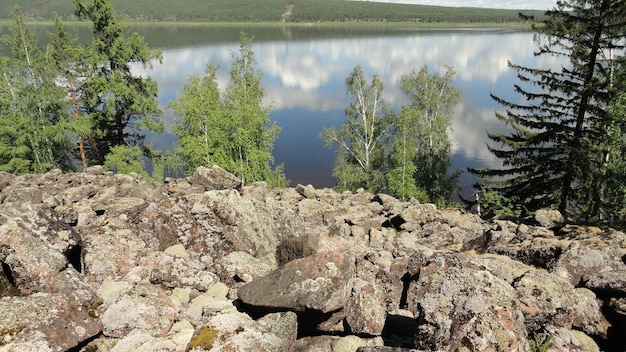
354;0;556;10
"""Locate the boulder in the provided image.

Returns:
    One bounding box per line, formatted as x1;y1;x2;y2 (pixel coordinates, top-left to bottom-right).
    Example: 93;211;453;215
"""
553;241;605;286
0;293;101;351
405;251;531;351
582;268;626;296
238;251;355;313
345;258;388;335
513;269;608;338
100;283;176;338
534;208;565;228
149;252;219;291
189;165;242;191
198;300;298;351
0;167;625;350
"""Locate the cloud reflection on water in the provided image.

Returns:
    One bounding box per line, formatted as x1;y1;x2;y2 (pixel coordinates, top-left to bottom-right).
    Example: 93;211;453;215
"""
135;28;546;196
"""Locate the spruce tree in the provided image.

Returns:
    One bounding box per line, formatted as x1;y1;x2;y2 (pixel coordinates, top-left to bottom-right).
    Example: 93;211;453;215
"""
473;0;626;222
599;61;626;226
49;15;93;171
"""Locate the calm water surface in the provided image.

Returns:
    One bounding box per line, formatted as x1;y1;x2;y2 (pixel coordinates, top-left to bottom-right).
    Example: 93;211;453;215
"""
6;25;552;199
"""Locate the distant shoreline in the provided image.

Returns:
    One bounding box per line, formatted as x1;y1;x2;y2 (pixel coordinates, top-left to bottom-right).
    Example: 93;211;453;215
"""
0;20;534;30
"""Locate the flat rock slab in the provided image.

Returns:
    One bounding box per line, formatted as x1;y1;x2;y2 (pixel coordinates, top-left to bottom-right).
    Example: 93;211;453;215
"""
238;251;355;313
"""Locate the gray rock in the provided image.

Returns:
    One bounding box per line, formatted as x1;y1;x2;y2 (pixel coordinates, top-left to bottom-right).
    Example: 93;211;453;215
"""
405;251;531;352
189;164;242;190
534;208;565;228
0;293;101;351
199;301;298;352
238;251;355;313
149;253;218;291
554;241;605;286
346;277;387;335
0;167;625;350
514;269;608;338
542;325;601;352
345;258;387;335
582;268;626;296
100;283;176;338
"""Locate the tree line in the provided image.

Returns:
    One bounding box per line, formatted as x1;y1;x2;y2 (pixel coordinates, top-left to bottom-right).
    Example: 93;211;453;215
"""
0;0;464;207
287;0;544;24
2;0;626;227
0;1;286;186
0;0;545;23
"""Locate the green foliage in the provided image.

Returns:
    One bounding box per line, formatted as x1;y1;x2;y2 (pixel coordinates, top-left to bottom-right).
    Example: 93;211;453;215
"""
0;7;75;174
477;186;525;219
473;0;626;223
388;66;461;206
223;32;284;186
103;145;148;178
170;65;225;171
321;65;391;193
71;0;164;168
0;0;546;23
322;65;462;204
288;0;543;23
530;332;551;352
598;62;626;227
49;15;93;171
170;33;286;188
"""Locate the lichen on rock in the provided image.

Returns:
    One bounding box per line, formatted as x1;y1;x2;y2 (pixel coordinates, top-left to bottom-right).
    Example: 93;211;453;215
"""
0;168;624;351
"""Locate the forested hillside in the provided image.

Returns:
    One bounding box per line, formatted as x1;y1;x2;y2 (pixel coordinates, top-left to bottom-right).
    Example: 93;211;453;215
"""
0;0;545;23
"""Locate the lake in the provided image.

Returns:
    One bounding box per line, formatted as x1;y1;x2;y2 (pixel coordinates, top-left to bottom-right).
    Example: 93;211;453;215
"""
4;24;550;200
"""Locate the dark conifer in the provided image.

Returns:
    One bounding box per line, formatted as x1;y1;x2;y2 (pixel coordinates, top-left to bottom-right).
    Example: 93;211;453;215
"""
71;0;163;165
472;0;626;222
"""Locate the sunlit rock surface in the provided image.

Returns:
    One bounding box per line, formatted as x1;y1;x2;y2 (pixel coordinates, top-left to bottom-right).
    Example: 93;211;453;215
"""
0;166;624;351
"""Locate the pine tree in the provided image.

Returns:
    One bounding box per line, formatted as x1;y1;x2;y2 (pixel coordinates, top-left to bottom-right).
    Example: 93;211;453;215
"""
0;7;75;174
321;65;392;193
71;0;163;166
473;0;626;222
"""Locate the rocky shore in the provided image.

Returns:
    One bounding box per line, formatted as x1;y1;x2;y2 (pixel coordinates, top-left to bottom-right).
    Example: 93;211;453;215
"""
0;165;624;351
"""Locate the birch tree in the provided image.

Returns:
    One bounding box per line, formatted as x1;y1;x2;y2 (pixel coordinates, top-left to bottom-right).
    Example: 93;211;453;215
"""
170;33;286;187
0;7;75;174
222;32;286;187
170;65;227;172
392;66;461;206
321;65;392;192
